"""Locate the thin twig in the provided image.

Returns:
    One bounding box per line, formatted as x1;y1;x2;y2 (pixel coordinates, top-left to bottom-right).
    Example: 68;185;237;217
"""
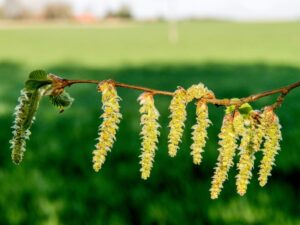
60;77;300;108
66;79;174;96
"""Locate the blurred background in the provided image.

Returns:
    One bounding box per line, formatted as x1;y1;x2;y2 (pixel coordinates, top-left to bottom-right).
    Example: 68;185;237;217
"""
0;0;300;225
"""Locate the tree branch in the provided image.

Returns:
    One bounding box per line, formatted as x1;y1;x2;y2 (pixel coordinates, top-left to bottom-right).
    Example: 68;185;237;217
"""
55;75;300;108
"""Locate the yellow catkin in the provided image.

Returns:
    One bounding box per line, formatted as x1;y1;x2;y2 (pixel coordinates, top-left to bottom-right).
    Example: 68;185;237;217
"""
168;87;187;157
186;83;214;103
258;108;282;187
210;113;238;199
251;110;266;152
236;116;256;196
190;101;211;165
93;82;122;172
139;92;160;180
233;111;245;137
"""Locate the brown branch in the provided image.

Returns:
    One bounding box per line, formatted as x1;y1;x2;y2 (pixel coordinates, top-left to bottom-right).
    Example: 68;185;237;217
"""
54;75;300;108
206;81;300;108
66;79;174;96
114;81;174;96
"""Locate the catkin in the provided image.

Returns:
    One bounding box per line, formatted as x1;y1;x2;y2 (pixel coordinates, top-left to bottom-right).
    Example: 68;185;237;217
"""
190;101;210;165
233;111;245;137
251;111;265;152
10;89;41;164
236;116;256;196
258;108;282;187
93;82;122;172
139;93;160;180
168;87;187;157
210;113;238;199
186;83;214;103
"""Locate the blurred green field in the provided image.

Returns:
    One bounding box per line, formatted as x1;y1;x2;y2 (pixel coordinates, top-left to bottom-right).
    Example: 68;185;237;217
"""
1;21;300;67
0;21;300;225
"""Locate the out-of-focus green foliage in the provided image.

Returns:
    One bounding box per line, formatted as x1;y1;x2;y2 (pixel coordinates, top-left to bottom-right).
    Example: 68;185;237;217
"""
0;22;300;225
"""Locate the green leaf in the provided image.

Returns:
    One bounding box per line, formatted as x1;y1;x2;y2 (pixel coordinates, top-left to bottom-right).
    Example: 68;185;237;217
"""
226;99;253;116
49;91;74;113
238;103;253;116
29;70;48;80
225;98;240;114
25;70;52;90
225;105;235;114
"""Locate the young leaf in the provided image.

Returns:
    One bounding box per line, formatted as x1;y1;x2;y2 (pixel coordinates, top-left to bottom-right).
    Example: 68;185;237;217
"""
29;70;48;80
225;105;235;114
49;91;74;113
239;103;253;117
25;70;52;90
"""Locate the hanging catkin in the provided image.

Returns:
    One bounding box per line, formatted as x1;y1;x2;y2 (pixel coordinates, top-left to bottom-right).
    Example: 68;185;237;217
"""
138;92;160;180
93;82;122;172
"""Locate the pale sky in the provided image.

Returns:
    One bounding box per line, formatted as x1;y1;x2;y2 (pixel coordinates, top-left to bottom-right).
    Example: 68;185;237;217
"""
1;0;300;20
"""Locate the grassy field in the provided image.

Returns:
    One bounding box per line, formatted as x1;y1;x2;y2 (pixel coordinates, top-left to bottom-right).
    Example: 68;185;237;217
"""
1;21;300;68
0;21;300;225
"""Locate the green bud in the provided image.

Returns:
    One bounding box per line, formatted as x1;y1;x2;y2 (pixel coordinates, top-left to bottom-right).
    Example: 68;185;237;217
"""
238;103;253;117
49;91;74;113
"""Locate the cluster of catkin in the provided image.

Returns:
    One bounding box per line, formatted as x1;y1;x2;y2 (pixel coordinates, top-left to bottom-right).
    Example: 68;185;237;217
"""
93;81;282;199
93;82;213;176
210;106;282;199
